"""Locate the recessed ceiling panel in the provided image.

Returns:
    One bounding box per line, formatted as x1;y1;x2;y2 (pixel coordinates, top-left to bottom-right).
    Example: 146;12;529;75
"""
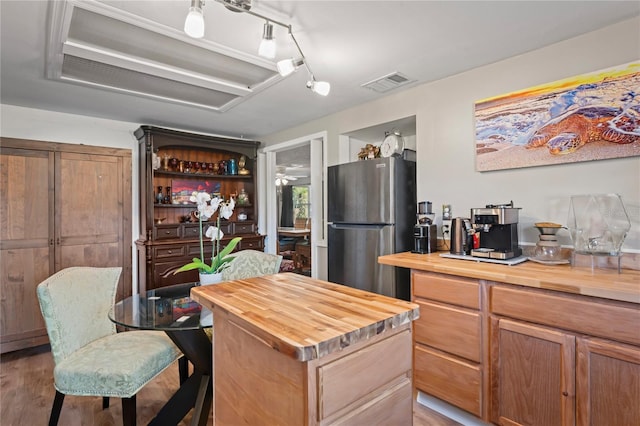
61;55;239;109
48;0;282;112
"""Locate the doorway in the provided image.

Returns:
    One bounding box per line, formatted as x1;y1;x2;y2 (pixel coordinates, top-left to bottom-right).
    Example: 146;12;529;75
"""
259;132;327;279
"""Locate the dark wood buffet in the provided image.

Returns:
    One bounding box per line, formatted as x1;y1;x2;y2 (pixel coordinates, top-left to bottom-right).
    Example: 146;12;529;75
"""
134;126;264;292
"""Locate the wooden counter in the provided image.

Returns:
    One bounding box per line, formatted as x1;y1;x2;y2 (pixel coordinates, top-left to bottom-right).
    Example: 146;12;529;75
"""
378;251;640;304
191;273;419;425
379;252;640;424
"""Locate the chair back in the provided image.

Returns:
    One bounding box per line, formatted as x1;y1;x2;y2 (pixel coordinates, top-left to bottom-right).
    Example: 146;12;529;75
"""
221;250;282;280
37;267;122;365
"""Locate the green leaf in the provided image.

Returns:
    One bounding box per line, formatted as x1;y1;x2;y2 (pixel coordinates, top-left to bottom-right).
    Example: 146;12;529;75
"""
173;258;206;274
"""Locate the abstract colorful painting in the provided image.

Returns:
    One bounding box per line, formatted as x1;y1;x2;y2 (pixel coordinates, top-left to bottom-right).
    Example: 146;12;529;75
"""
171;179;221;204
475;62;640;172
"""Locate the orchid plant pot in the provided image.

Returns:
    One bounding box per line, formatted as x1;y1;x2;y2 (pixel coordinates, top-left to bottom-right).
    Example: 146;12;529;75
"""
198;272;223;327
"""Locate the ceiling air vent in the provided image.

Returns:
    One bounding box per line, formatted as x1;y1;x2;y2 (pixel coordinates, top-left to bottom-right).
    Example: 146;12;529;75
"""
361;72;415;93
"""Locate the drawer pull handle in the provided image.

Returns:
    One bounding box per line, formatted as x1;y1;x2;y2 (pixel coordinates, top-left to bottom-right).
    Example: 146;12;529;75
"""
562;391;568;397
167;250;172;254
165;230;171;234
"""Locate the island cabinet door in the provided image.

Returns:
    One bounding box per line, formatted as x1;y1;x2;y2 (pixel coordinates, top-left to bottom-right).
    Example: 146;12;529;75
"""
491;317;575;426
576;337;640;426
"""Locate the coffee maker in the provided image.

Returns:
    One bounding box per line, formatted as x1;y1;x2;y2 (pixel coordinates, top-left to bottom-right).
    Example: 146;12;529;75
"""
470;201;522;260
412;201;437;254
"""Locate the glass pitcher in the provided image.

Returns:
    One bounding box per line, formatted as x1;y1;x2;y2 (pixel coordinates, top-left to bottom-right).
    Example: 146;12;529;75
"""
567;194;630;256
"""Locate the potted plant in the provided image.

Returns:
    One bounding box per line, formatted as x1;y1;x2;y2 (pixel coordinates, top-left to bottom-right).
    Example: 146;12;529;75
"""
174;191;242;284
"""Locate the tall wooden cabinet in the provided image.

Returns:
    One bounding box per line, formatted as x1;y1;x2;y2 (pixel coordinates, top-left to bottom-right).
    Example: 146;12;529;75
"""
0;138;132;353
134;126;263;292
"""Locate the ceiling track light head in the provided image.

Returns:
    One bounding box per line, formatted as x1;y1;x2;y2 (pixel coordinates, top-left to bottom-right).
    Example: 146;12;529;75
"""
258;21;276;58
306;78;331;96
184;0;205;38
277;57;304;77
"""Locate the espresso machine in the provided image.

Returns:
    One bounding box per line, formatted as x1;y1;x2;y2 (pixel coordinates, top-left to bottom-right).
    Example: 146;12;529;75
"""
470;201;522;260
412;201;437;254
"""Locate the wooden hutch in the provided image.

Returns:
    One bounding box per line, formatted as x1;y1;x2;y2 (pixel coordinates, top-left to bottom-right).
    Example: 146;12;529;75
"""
135;126;264;292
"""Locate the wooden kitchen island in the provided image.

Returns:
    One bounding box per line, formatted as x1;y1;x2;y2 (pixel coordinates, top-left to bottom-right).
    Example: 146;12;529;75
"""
190;272;419;426
379;252;640;425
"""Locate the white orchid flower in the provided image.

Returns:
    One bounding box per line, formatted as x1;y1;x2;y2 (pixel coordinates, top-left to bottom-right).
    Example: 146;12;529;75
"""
209;197;221;213
205;226;224;241
219;199;235;220
200;204;216;220
190;191;211;207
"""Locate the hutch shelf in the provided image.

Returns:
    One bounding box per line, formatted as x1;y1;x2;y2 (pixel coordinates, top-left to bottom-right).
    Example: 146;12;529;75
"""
135;126;263;292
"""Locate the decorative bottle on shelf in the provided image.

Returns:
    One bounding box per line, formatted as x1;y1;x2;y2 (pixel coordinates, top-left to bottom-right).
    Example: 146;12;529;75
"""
228;158;238;175
237;188;249;206
164;186;172;204
156;186;164;204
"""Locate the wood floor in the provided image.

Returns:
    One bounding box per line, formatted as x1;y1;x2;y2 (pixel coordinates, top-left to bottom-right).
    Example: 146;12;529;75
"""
1;345;461;425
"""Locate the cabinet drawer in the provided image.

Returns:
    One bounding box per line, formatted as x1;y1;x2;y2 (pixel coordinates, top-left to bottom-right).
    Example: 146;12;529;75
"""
240;237;263;250
187;243;212;257
233;222;256;234
331;379;412;426
414;300;481;362
414;344;482;417
154;245;185;259
182;224;201;239
491;285;640;346
319;329;411;421
152;261;197;289
413;272;479;309
154;225;180;240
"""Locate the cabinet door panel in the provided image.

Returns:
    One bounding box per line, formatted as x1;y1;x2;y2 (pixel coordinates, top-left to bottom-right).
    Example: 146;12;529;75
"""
492;318;575;426
577;338;640;426
0;147;53;352
58;152;121;241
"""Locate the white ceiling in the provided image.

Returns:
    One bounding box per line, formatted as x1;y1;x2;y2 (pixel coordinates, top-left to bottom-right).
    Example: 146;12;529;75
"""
1;1;639;140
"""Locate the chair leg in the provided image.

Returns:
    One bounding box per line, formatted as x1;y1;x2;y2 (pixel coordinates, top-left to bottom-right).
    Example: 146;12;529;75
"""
48;390;65;426
179;356;188;384
121;395;136;426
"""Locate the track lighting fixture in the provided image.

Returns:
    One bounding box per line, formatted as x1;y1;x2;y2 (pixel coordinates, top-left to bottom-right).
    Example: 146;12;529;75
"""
258;21;276;59
277;58;304;77
184;0;205;39
307;79;331;96
184;0;330;96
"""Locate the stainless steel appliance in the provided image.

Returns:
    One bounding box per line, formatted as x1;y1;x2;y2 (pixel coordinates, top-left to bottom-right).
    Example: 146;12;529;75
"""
470;201;522;260
413;201;437;254
328;157;416;301
450;217;473;255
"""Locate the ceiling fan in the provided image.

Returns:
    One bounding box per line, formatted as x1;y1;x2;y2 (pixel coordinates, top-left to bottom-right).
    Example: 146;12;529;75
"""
275;166;306;186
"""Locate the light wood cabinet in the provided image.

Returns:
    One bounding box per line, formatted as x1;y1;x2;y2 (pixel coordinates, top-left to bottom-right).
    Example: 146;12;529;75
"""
0;138;132;353
214;307;413;425
490;284;640;426
412;271;486;418
134;126;263;291
576;338;640;425
490;318;575;426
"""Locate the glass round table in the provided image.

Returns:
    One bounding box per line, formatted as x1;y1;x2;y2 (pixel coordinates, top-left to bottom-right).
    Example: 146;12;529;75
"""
109;282;212;426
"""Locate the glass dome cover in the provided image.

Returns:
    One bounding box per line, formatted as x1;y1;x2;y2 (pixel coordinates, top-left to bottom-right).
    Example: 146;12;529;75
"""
567;193;630;256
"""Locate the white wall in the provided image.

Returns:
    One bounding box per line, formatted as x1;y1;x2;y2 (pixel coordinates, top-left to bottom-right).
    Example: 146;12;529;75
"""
260;17;640;277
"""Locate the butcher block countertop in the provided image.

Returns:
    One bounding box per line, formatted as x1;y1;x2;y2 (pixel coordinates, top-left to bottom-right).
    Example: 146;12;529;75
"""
378;252;640;304
190;272;419;362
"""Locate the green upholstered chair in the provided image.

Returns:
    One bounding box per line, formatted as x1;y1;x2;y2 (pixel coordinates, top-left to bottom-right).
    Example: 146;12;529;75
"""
221;249;283;280
37;267;183;426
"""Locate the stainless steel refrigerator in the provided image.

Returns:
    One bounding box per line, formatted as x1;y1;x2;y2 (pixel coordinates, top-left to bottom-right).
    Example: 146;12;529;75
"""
328;157;416;301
